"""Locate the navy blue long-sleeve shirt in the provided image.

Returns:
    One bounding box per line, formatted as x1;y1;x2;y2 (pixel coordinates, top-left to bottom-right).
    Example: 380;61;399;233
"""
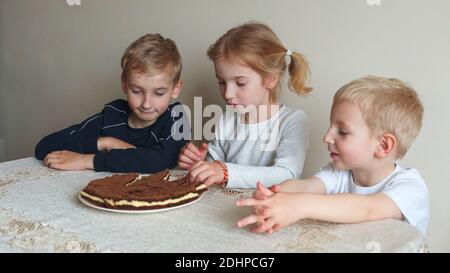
34;99;190;173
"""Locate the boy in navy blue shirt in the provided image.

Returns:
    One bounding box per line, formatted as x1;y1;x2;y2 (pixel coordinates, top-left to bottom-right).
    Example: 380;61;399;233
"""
35;33;189;173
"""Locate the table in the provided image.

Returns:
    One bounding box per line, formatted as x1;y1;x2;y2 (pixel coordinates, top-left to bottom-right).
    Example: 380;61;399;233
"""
0;158;428;253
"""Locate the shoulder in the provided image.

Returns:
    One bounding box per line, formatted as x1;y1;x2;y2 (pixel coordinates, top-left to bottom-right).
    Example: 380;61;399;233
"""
152;102;190;130
276;106;309;138
103;99;130;115
278;105;308;127
167;102;185;116
385;165;428;192
164;102;188;122
381;165;429;236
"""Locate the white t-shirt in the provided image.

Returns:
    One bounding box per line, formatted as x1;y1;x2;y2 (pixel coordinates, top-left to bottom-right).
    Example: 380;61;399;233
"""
207;105;309;188
314;163;429;236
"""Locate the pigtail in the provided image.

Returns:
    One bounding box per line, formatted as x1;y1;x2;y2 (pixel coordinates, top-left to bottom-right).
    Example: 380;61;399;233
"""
287;51;312;95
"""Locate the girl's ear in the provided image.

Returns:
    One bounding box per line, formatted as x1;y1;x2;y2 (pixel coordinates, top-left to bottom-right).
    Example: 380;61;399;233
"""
264;73;280;90
374;133;397;158
171;80;183;99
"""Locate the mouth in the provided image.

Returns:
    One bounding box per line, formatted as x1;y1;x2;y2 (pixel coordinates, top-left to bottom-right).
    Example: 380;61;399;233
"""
139;108;156;114
227;102;238;107
328;148;340;160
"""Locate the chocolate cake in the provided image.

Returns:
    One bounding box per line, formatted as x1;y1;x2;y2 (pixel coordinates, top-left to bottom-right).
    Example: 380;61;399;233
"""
80;170;207;210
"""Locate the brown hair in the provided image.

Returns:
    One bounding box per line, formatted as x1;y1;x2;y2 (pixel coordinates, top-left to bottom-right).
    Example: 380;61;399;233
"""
121;33;182;85
334;76;424;158
207;22;312;102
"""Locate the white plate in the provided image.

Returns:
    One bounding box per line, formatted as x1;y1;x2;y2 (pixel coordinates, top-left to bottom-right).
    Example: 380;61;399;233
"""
78;192;205;214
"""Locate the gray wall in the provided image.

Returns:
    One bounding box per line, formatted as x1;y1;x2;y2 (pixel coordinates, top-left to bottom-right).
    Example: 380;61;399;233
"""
1;0;449;251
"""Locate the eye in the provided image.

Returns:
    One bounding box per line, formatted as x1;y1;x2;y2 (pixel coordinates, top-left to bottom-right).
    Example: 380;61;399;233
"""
236;82;247;87
218;81;225;86
338;129;349;136
131;89;141;94
155;92;165;96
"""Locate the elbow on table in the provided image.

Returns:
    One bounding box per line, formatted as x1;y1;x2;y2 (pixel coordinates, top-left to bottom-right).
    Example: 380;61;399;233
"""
365;195;403;222
34;142;47;161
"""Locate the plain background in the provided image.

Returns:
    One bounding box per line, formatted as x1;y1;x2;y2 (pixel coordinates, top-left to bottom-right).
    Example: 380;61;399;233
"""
1;0;449;252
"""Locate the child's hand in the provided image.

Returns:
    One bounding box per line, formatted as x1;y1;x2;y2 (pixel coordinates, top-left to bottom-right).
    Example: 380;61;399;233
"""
249;182;281;231
177;142;208;170
188;160;223;186
43;151;94;171
97;137;135;151
236;192;305;234
252;181;280;200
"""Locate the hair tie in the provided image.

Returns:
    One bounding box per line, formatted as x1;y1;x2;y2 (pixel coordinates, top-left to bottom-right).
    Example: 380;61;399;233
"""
286;49;292;57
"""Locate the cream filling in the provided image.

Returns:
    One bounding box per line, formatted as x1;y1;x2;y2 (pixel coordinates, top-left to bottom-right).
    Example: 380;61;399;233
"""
80;191;105;204
80;184;206;208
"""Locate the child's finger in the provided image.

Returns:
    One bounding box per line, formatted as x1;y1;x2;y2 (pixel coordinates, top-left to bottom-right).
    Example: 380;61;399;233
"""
181;147;201;161
186;142;202;156
200;142;209;151
188;162;209;183
204;175;219;186
236;198;261;207
48;162;62;170
237;214;262;228
272;224;282;233
257;181;274;197
253;218;277;234
178;154;197;165
44;155;59;167
177;162;193;170
262;207;271;218
195;169;215;183
269;185;281;193
253;205;266;216
252;190;268;200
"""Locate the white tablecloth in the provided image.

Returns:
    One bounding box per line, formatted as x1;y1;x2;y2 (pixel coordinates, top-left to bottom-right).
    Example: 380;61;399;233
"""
0;158;427;253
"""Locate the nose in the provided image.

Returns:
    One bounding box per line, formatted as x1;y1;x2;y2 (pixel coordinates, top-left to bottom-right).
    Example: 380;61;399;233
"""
223;86;235;100
142;93;152;109
322;128;334;144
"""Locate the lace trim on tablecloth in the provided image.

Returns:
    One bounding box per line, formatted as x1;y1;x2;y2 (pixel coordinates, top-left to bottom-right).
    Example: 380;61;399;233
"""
0;167;64;195
0;208;118;253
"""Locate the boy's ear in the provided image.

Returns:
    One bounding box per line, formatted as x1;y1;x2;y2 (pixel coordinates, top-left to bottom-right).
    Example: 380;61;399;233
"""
171;80;183;99
264;73;279;90
374;133;397;158
121;80;127;94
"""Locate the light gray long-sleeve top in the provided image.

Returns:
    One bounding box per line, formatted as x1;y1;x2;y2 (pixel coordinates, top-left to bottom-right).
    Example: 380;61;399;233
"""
206;105;309;188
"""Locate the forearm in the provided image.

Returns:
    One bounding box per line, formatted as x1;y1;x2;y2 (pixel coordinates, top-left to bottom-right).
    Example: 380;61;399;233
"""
298;193;401;223
94;142;184;173
97;137;135;151
35;121;101;159
226;164;295;188
277;177;326;194
83;154;95;170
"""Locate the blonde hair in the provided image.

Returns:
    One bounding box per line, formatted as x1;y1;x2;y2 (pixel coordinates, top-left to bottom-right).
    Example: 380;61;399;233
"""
334;76;424;158
207;22;312;102
121;33;182;85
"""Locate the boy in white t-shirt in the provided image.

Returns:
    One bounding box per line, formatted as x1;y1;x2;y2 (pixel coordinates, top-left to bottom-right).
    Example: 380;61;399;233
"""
237;76;429;236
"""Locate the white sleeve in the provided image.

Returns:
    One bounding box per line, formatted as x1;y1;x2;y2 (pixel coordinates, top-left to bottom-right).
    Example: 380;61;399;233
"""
225;164;297;188
225;110;309;188
313;163;341;194
381;169;429;236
